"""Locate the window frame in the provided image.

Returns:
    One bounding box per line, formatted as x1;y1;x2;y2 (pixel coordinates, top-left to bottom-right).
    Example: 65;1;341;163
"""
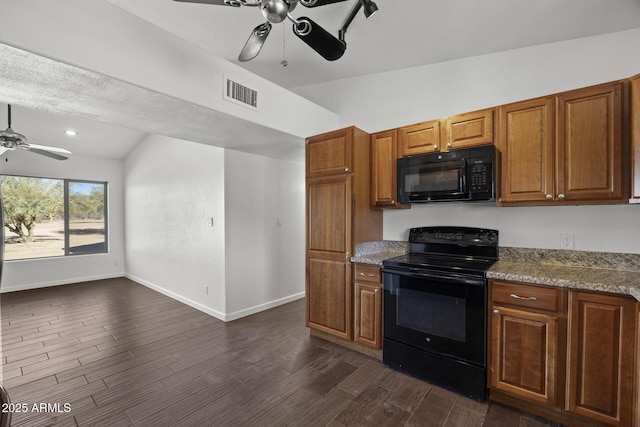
1;174;109;261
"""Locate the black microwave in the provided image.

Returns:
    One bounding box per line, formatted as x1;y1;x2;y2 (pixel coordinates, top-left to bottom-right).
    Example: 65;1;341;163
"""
397;145;495;203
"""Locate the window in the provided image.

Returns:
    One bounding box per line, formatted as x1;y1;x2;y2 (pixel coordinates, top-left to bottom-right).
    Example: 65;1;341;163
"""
0;175;107;260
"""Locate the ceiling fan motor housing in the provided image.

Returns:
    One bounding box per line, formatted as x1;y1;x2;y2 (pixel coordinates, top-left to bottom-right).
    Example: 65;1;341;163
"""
261;0;296;23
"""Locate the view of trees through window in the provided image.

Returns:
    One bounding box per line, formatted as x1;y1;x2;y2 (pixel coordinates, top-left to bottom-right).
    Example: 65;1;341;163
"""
0;175;107;260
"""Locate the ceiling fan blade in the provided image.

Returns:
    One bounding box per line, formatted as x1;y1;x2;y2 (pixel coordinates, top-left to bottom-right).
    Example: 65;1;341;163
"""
22;143;71;161
293;17;346;61
299;0;349;6
238;22;272;62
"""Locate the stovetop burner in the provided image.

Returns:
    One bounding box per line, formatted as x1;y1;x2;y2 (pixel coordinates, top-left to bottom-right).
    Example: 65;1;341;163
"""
383;253;496;276
382;226;499;277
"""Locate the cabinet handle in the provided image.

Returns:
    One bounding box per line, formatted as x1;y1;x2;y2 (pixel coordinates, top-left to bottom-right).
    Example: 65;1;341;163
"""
546;194;553;200
493;309;500;314
374;288;379;294
346;252;351;266
359;272;376;277
344;167;350;172
433;145;439;152
446;143;452;149
510;293;537;301
557;193;565;200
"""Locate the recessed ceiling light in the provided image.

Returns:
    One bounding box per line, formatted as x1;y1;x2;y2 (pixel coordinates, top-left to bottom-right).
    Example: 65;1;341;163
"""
64;129;78;136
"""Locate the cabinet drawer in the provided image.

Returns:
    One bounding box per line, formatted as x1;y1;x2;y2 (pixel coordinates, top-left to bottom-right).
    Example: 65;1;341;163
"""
492;281;560;312
354;264;381;284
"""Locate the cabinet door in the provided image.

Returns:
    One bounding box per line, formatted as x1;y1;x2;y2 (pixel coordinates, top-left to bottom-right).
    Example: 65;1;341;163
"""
398;120;442;156
489;305;559;407
497;97;555;204
307;176;351;255
556;82;625;202
307;256;352;339
444;108;494;150
306;175;353;339
354;281;382;349
371;130;401;208
631;74;640;203
306;128;353;178
566;292;635;426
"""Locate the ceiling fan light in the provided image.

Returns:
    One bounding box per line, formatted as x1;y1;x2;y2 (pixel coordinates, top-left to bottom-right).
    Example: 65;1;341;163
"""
361;0;378;18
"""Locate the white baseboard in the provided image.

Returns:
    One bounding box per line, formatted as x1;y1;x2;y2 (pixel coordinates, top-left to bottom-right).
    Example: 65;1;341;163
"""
0;273;125;294
125;273;305;322
125;273;227;321
223;291;305;322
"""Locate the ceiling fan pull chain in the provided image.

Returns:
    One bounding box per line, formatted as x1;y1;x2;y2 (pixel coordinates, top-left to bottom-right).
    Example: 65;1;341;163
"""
281;23;288;66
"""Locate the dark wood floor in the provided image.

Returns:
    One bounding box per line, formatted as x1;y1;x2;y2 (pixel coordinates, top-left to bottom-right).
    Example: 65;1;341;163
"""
0;278;564;426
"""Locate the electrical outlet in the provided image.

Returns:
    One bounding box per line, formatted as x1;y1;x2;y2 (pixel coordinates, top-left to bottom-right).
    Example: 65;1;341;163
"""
560;234;575;250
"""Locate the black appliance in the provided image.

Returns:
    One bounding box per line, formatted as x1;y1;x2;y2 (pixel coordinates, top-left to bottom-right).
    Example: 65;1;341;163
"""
382;226;499;401
397;145;495;203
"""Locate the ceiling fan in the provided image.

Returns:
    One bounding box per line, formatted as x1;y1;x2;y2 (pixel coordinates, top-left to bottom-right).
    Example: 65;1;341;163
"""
173;0;379;62
0;105;71;161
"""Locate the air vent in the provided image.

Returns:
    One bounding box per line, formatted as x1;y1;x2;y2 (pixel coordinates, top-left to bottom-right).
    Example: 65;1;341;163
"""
224;78;258;110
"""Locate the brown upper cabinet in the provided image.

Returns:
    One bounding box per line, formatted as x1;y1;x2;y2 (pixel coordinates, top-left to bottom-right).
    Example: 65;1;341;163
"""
444;108;495;150
398;119;443;157
306;128;354;178
497;81;627;205
630;74;640;203
397;108;494;157
370;129;408;209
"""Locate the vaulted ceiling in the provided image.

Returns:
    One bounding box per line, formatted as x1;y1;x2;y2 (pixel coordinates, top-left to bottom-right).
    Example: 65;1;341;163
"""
2;0;640;161
105;0;640;89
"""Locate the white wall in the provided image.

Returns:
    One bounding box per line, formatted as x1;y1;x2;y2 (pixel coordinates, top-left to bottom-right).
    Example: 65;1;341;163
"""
293;28;640;133
293;29;640;254
383;203;640;254
223;150;305;320
124;138;305;321
124;134;227;318
0;151;125;292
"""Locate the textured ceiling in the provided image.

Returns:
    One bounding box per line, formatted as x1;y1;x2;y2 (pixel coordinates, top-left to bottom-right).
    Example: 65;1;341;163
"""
0;44;304;161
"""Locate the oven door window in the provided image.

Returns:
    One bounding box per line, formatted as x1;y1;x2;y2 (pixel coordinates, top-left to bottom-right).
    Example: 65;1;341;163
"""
397;288;466;342
384;270;486;366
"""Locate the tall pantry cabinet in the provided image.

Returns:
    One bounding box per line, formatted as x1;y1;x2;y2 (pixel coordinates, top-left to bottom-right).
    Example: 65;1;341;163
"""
306;127;382;340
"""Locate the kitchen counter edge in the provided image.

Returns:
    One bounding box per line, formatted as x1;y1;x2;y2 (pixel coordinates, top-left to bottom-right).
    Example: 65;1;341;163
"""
351;242;640;302
487;261;640;302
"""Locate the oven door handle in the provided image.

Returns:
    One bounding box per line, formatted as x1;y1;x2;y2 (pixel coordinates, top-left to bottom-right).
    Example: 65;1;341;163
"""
383;268;486;291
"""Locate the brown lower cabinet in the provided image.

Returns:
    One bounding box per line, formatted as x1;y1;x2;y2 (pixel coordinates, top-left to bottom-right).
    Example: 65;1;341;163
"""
353;263;382;349
489;280;636;426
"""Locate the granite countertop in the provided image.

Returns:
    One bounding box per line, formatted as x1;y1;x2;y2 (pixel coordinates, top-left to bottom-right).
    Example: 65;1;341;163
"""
488;247;640;301
351;241;408;265
487;261;640;301
352;243;640;301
